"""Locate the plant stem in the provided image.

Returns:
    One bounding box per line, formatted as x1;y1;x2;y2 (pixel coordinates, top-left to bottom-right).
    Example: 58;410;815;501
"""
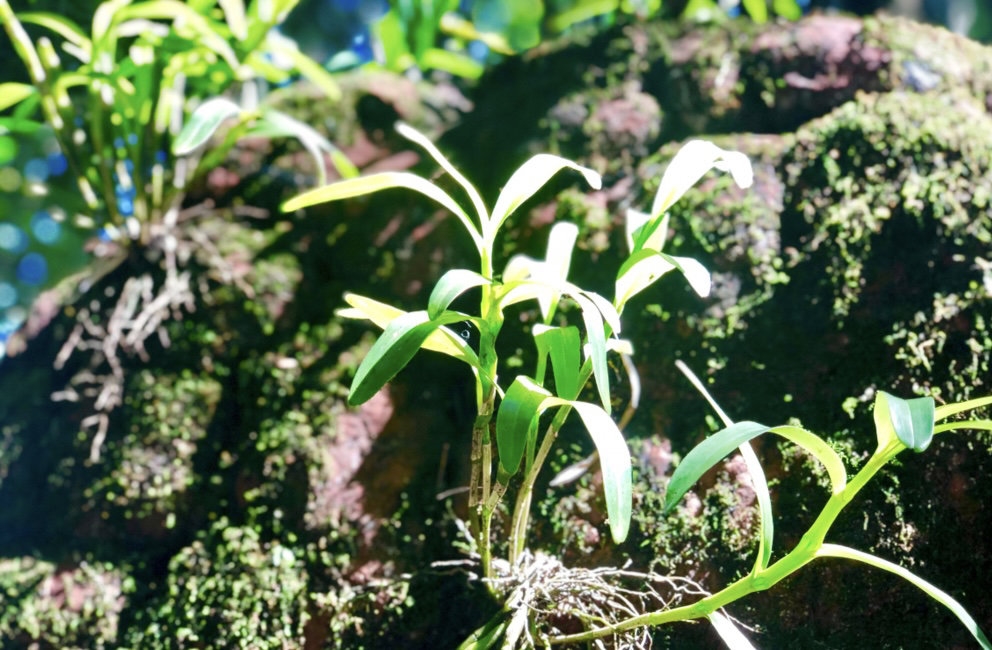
549;439;904;644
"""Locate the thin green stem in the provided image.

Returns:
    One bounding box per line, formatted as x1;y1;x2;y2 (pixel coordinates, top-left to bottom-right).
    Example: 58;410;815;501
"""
549;439;904;644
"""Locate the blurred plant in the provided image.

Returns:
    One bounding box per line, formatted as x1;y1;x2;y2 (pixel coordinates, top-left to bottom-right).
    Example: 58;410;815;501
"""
0;0;354;452
282;122;753;647
0;0;349;244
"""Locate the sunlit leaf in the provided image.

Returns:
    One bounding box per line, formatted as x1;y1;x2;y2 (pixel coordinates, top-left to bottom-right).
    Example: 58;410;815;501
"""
708;611;757;650
248;107;358;182
267;35;341;101
572;292;610;413
282;171;484;252
742;0;768;23
18;12;91;58
419;47;483;79
569;401;632;544
817;544;992;650
934;395;992;422
488;154;601;237
349;309;469;406
634;140;753;252
173;97;243;155
428;269;490;319
217;0;247;40
615;250;710;312
873;391;935;453
396;121;488;227
0;82;36;112
665;421;848;513
495;376;550;475
339;293;480;367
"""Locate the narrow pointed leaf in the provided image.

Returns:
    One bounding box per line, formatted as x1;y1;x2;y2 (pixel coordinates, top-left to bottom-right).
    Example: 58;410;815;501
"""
348;309;475;405
339;293;480;367
817;544;992;649
396;121;488;223
874;391;935;452
18;12;91;55
935;395;992;422
534;326;582;400
665;421;848;512
569;401;632;544
572;292;610;413
495;376;551;475
489;154;601;235
428;269;490;320
173;97;243;155
0;83;36;112
708;611;757;650
282;171;483;251
266;35;342;101
217;0;247;40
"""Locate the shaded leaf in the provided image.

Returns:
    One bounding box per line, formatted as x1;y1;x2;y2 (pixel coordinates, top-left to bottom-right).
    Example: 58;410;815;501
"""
569;401;632;544
873;391;935;452
533;326;582;400
495;376;550;475
572;292;610;413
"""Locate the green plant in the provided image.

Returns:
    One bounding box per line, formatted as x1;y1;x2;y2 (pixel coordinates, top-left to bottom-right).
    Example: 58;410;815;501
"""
282;122;753;646
0;0;349;243
550;368;992;647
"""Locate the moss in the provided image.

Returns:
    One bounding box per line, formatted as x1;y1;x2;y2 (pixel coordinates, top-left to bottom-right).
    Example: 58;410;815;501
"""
0;556;130;649
124;521;308;648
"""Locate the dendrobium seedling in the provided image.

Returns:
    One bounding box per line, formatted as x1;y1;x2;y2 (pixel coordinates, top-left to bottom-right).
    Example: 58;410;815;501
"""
283;122;755;557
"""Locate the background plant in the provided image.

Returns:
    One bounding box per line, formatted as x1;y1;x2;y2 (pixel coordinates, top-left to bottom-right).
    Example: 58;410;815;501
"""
283;121;753;646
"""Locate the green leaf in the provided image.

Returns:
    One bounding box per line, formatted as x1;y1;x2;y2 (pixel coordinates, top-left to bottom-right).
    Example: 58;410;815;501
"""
665;421;848;512
173;97;243;155
569;401;632;544
488;154;601;237
248;107;358;184
934;394;992;422
282;171;483;252
349;309;469;406
396;121;488;228
419;47;484;79
0;82;36;112
572;292;610;413
339;293;480;368
18;12;91;55
533;325;582;400
817;544;992;650
708;611;757;650
217;0;247;41
539;222;578;320
742;0;768;22
873;391;935;453
495;376;551;475
634;140;753;252
428;269;490;320
266;35;342;101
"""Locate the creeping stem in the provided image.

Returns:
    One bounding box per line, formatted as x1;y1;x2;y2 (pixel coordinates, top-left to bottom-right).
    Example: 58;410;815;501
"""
549;439;906;644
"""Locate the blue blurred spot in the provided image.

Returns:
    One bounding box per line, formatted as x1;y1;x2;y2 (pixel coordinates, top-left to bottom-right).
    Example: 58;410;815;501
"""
16;252;47;285
114;136;125;149
351;31;374;63
30;210;61;244
155;150;167;164
469;40;489;62
47;152;68;176
117;196;134;216
0;282;17;309
333;0;360;11
0;223;28;253
124;158;134;173
24;157;50;183
127;133;138;145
